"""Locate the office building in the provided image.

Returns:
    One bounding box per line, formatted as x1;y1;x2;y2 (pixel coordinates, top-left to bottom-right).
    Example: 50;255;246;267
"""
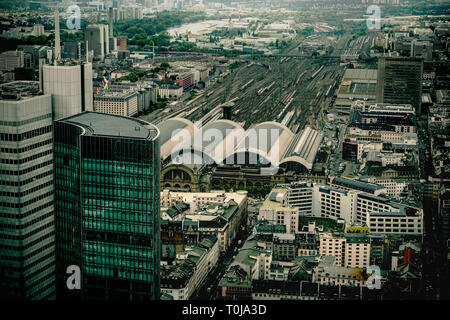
411;40;433;61
0;81;55;300
84;25;109;61
43;61;93;120
259;181;423;236
0;51;24;72
54;112;161;300
94;91;138;117
376;57;423;115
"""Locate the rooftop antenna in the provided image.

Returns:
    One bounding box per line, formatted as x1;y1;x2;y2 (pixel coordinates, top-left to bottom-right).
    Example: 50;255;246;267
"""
54;6;61;65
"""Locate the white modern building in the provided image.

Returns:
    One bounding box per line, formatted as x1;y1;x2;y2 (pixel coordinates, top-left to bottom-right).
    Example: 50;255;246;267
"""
42;62;93;120
259;181;423;236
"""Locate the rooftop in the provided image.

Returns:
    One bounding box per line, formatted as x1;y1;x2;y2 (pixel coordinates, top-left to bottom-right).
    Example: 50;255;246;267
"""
0;81;42;100
342;69;378;80
331;177;386;194
58;111;159;140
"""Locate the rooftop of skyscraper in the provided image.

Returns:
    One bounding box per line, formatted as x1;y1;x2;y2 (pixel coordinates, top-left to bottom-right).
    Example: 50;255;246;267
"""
58;111;159;140
0;81;42;100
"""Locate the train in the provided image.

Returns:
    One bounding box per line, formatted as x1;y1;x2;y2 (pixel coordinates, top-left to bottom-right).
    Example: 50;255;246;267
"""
257;81;275;96
162;51;221;57
239;79;255;91
307;65;324;80
281;90;296;106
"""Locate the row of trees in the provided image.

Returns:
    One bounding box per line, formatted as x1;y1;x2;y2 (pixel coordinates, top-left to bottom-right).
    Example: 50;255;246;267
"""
0;30;84;53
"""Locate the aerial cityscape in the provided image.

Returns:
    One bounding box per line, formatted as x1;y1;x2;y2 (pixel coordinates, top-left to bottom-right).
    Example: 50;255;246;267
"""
0;0;449;305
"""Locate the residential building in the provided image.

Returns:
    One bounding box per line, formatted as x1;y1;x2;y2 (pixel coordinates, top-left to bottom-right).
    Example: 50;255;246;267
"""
160;236;218;300
158;83;183;99
176;72;194;90
160;190;248;253
218;240;272;299
313;256;368;287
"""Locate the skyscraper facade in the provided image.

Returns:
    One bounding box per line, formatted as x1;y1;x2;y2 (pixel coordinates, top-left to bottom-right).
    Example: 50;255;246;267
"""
0;81;55;300
376;57;424;115
54;112;161;300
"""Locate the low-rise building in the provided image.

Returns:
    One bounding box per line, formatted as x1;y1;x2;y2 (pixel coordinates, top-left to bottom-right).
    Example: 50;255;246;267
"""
94;90;138;117
160;236;219;300
158;83;183;99
161;190;248;253
313;256;369;287
218;240;272;299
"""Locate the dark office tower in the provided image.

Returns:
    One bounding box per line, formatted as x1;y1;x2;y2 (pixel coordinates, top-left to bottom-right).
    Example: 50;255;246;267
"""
0;81;55;300
54;112;161;300
222;102;233;121
376;57;424;115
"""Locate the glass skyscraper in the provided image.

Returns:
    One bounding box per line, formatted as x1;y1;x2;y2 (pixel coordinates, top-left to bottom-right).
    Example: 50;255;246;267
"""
376;57;424;115
54;112;160;300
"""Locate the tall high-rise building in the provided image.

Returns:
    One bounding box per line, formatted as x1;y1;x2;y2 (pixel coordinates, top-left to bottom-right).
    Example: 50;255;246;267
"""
376;57;424;115
43;62;93;120
84;25;109;61
0;81;55;300
54;6;61;63
107;8;117;51
108;8;114;37
54;112;161;300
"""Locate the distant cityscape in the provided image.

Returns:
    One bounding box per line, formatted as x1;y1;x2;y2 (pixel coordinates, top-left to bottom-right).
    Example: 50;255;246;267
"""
0;0;449;302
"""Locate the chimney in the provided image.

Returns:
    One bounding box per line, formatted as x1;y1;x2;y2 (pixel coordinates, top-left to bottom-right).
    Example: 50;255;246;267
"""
54;6;61;64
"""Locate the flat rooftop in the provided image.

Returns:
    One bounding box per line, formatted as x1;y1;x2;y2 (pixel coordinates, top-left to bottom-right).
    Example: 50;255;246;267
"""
59;111;159;140
0;81;42;100
343;69;377;80
332;177;385;194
